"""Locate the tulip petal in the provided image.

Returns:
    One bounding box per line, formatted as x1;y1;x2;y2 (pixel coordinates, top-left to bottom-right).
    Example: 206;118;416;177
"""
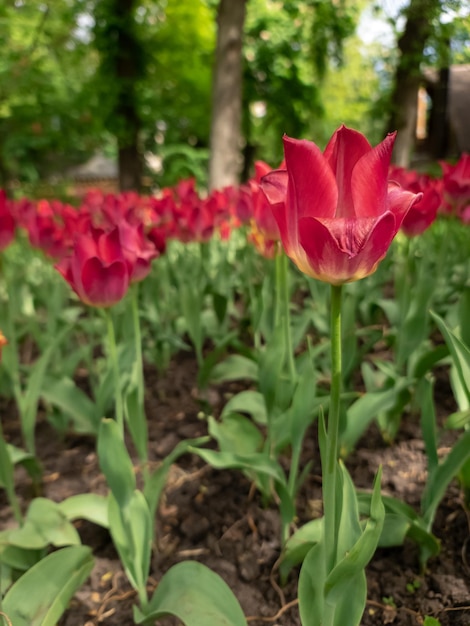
351;132;396;217
283;136;338;219
97;227;124;264
260;169;294;255
323;126;372;218
298;212;397;284
80;257;129;307
387;182;423;228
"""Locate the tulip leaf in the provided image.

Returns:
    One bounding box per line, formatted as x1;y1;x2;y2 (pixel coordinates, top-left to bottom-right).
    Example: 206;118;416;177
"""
58;494;109;529
431;310;470;405
258;324;286;414
220;390;267;425
7;498;81;549
97;418;136;508
422;428;470;527
298;540;327;626
2;545;94;626
107;491;152;597
340;380;411;456
209;414;263;455
188;447;286;484
41;376;99;434
143;436;210;520
22;325;71;453
133;561;247;625
209;355;259;384
279;518;323;584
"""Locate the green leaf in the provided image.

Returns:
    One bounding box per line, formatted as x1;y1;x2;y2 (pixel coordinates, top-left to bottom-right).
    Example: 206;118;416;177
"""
97;418;136;508
279;518;323;584
325;466;384;602
5;443;42;484
6;498;81;549
133;561;247;625
209;415;263;455
2;545;93;626
189;447;285;484
340;380;410;456
431;310;470;405
258;324;286;414
417;377;439;476
422;429;470;526
58;494;109;528
124;385;148;464
22;325;71;453
445;408;470;429
209;355;259;384
0;421;19;520
298;540;327;626
220;390;267;425
143;437;210;520
41;376;99;434
107;491;152;598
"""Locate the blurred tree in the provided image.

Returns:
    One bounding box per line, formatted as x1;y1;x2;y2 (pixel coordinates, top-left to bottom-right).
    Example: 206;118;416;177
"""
0;0;102;189
386;0;441;166
93;0;146;190
241;0;357;176
208;0;247;191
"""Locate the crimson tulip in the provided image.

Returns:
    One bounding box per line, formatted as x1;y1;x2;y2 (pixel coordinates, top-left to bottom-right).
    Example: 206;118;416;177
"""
389;166;441;237
56;226;129;307
260;126;421;285
440;153;470;219
0;330;7;361
0;190;16;251
243;161;282;258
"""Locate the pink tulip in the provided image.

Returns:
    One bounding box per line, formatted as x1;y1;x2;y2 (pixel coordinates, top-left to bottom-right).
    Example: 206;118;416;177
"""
261;126;421;285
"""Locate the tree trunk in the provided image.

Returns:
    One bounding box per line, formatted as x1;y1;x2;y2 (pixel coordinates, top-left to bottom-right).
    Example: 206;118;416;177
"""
208;0;247;191
94;0;144;191
387;0;440;167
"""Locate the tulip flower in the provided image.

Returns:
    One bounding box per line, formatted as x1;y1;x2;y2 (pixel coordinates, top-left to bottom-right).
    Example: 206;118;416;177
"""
0;190;16;251
389;166;441;237
0;330;7;361
261;126;421;285
56;226;129;307
440;153;470;219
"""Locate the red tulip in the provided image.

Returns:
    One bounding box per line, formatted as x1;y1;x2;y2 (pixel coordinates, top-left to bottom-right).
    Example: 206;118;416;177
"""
260;126;421;285
0;330;7;362
243;161;281;258
0;190;16;251
440;153;470;219
118;220;162;283
389;166;441;237
56;226;129;307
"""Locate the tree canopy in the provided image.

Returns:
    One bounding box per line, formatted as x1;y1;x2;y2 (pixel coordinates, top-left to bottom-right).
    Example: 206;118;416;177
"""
1;0;469;192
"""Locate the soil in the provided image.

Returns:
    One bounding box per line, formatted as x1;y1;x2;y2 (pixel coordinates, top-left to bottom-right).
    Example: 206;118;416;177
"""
1;351;469;626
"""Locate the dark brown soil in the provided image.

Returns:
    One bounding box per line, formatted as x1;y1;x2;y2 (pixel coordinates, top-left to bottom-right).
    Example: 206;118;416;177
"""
1;351;469;626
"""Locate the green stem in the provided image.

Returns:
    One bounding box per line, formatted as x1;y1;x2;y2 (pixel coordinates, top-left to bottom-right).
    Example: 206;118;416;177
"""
105;309;124;437
277;252;296;381
131;284;149;481
323;283;343;573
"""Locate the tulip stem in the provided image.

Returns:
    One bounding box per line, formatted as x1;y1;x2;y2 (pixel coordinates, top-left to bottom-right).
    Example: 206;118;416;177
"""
105;310;124;437
276;251;296;381
324;283;343;573
131;284;149;481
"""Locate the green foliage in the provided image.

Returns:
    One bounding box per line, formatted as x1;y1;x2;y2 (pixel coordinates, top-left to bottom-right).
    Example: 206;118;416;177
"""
133;561;248;625
1;546;94;626
0;0;103;183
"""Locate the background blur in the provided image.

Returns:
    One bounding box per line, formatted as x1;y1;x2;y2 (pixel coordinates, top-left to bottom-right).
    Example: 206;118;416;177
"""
1;0;469;197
